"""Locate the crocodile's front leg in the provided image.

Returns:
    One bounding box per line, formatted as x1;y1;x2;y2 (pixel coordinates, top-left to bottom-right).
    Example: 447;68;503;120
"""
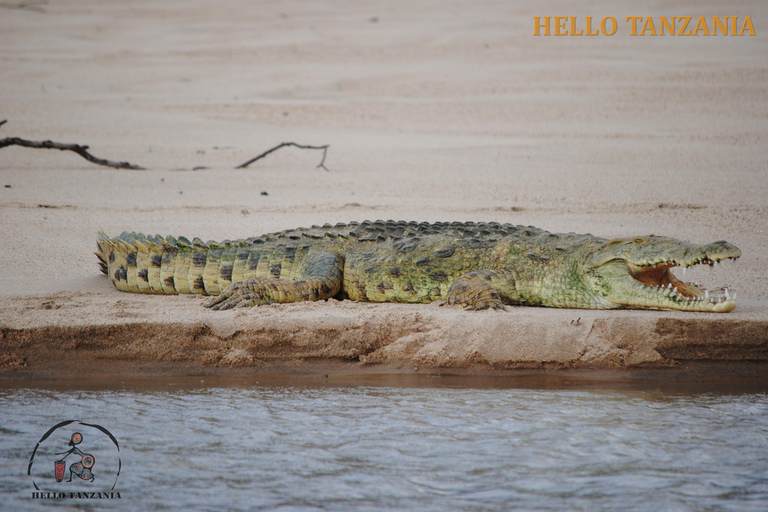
446;269;518;310
205;251;343;310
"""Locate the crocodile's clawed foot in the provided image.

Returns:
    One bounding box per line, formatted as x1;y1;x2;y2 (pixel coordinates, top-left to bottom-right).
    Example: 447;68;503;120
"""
446;293;505;311
446;274;506;311
204;282;270;310
463;302;506;311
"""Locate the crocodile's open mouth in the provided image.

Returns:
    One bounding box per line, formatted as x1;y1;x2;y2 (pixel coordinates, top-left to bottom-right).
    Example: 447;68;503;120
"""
626;255;739;312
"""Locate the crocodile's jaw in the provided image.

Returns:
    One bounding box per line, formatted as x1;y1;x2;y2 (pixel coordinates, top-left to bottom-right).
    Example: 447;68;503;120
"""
586;238;741;312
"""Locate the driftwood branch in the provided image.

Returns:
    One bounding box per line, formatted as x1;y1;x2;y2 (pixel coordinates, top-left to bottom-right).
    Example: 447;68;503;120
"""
236;142;330;171
0;135;145;170
0;121;330;171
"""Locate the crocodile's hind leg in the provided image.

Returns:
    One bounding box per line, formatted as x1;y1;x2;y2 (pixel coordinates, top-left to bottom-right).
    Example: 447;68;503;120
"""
204;251;343;310
446;269;518;310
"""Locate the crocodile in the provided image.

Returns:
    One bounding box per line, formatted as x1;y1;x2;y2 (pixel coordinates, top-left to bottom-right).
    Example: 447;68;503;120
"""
96;220;741;312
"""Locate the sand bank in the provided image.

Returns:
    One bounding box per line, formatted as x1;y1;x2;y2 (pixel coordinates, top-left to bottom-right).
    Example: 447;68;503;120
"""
1;0;767;379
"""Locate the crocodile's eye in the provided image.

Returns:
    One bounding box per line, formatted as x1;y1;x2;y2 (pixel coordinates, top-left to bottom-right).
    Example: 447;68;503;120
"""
634;238;645;244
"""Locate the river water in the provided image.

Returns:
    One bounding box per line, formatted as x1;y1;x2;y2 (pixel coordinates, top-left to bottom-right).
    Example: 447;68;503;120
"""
1;375;767;511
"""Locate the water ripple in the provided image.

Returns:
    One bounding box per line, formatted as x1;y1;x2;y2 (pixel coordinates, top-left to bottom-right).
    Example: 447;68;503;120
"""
0;386;766;511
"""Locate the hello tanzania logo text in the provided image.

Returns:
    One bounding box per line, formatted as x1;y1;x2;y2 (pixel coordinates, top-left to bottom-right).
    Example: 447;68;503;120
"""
27;420;122;500
534;16;756;36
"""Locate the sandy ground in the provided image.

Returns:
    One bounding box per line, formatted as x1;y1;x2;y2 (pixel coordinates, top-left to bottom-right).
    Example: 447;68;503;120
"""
1;0;767;379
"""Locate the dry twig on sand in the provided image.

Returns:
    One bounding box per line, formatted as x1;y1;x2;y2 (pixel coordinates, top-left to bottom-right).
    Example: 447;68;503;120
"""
0;121;331;171
0;120;145;170
236;142;330;171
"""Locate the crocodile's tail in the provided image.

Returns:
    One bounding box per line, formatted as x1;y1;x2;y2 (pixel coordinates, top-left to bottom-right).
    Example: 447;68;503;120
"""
96;231;255;295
